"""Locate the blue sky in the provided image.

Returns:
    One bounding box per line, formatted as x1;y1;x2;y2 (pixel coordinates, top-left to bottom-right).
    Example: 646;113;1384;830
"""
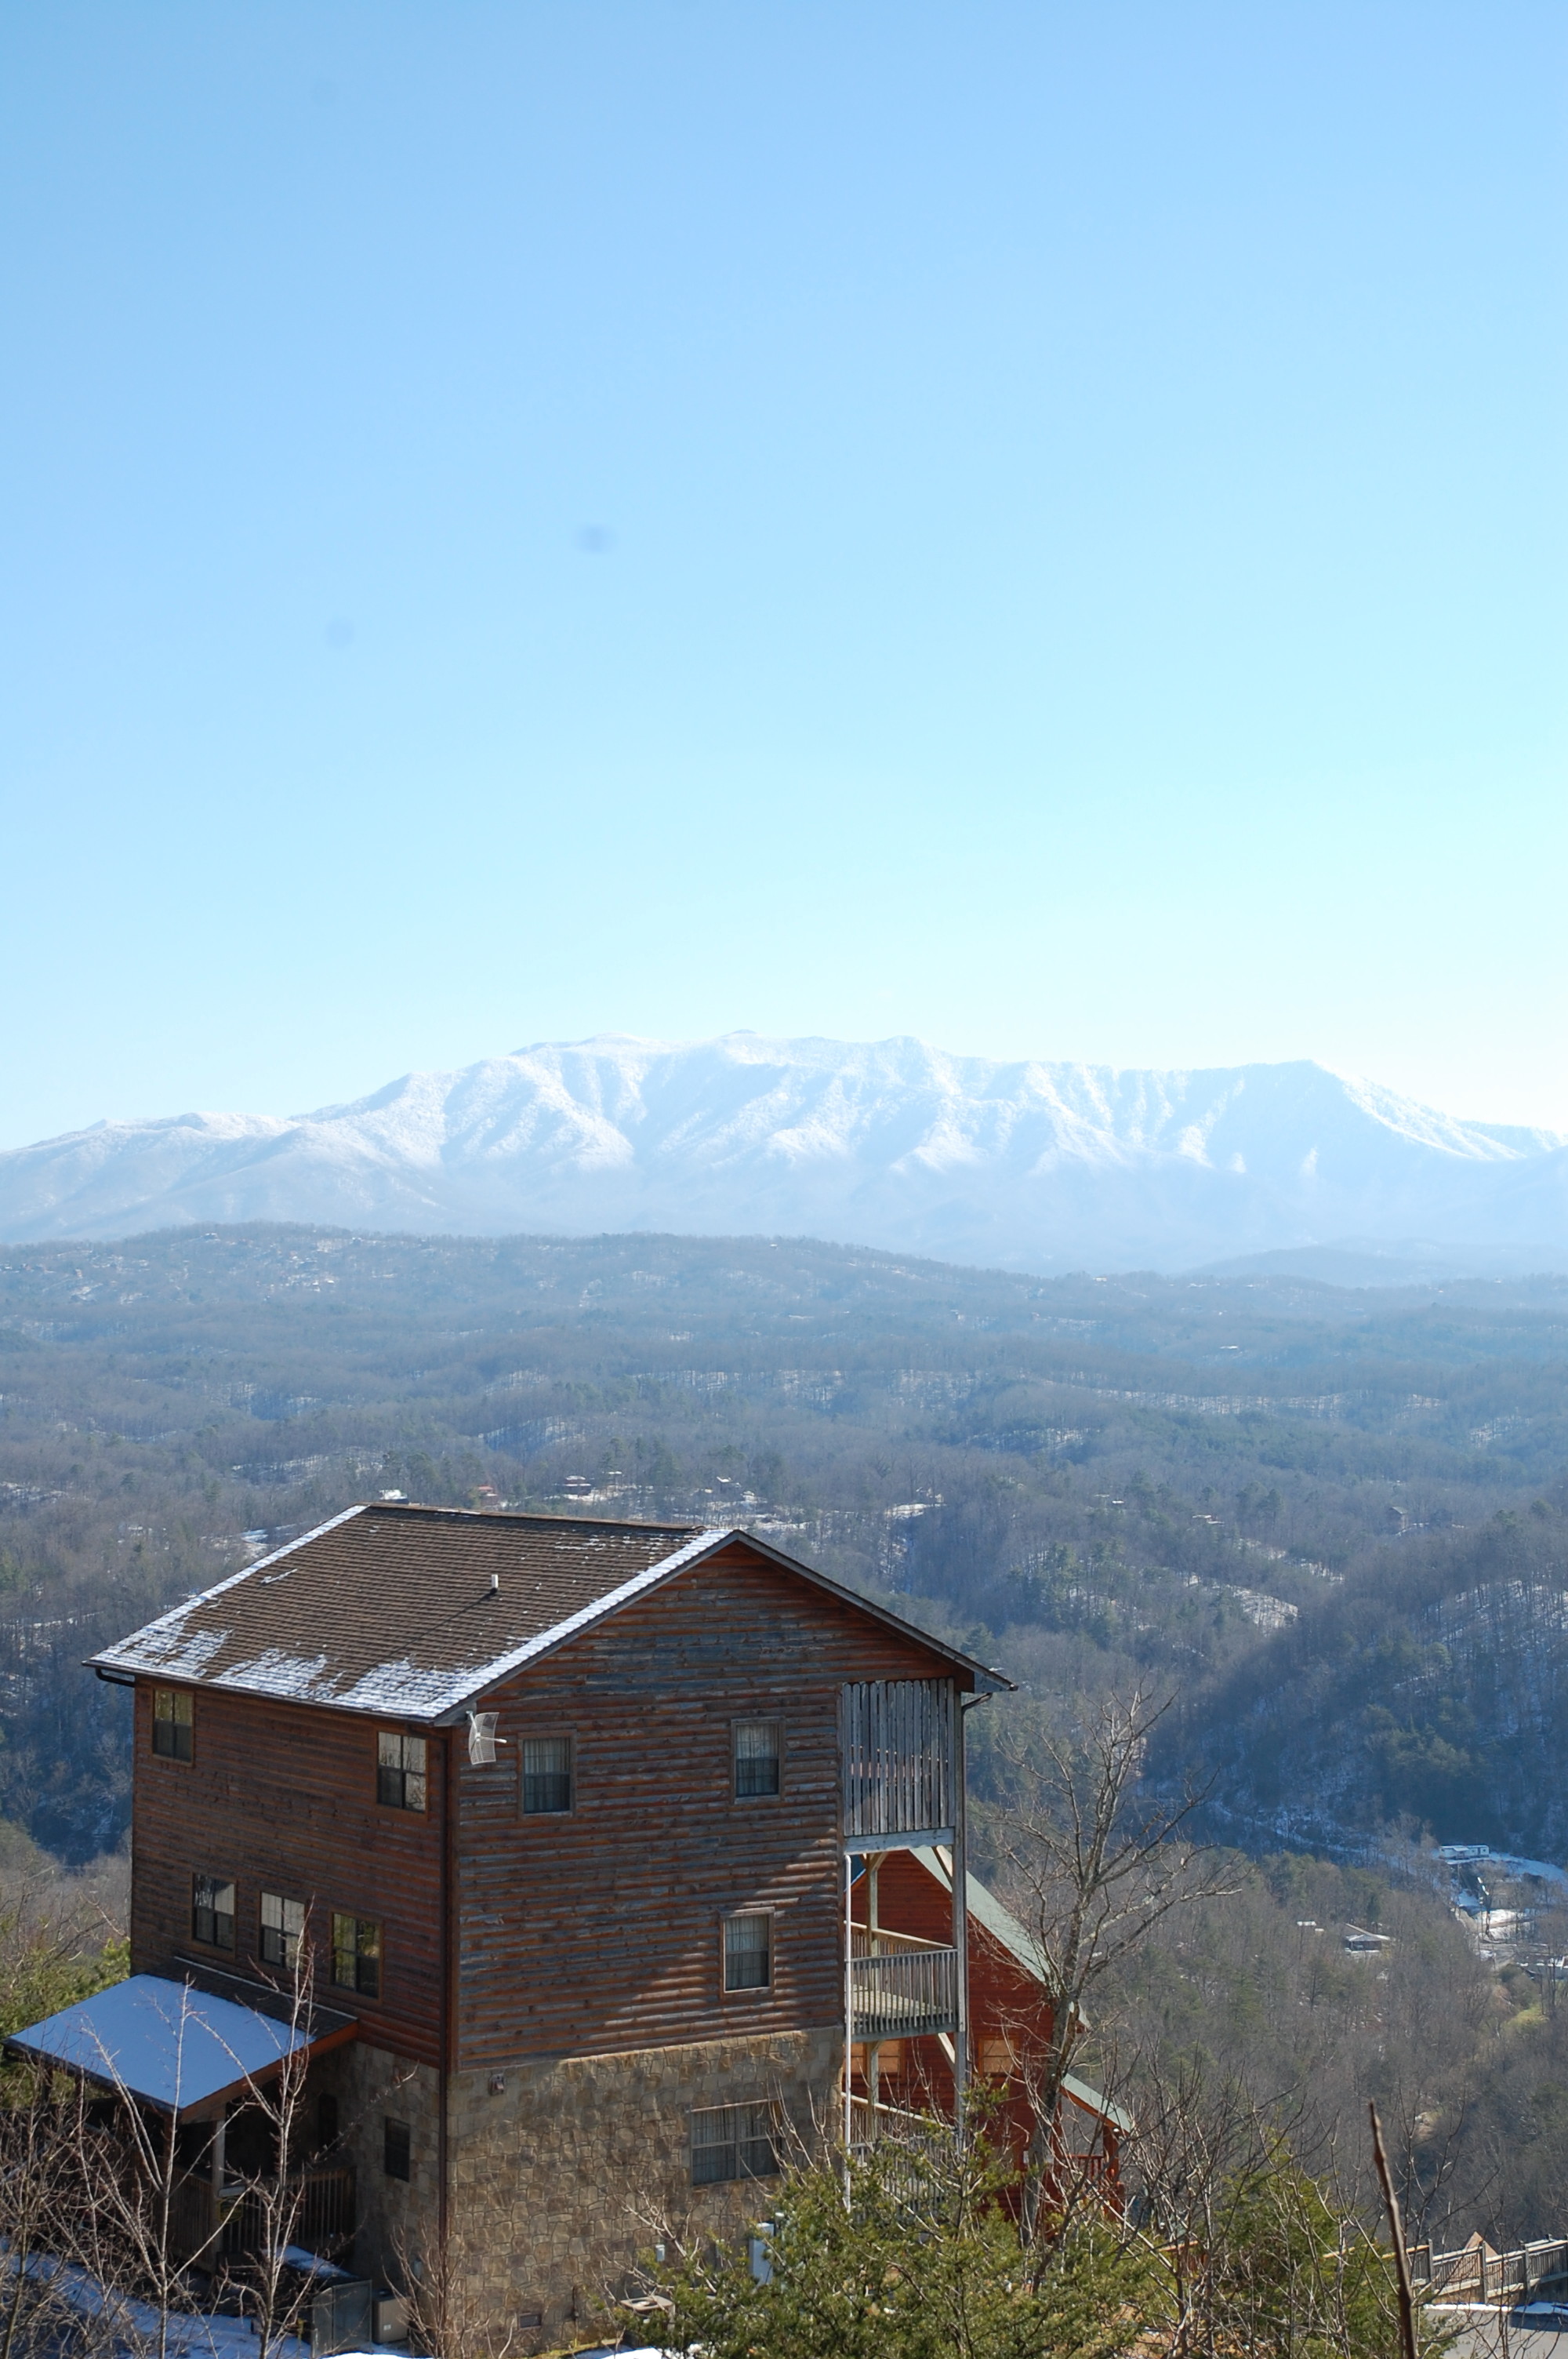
2;1;1563;1148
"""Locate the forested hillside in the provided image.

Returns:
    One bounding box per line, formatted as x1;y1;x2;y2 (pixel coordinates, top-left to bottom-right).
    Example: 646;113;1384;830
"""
0;1223;1565;1863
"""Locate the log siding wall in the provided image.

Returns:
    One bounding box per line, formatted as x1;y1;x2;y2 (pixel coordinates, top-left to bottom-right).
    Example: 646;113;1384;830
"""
454;1545;956;2067
126;1539;967;2086
129;1683;448;2068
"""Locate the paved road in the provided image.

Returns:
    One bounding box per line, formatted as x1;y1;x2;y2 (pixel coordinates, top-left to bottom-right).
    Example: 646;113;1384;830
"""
1437;2304;1568;2356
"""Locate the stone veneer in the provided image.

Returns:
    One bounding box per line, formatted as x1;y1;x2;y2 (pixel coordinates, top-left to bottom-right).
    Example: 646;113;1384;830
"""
306;2041;442;2288
446;2026;840;2347
302;2026;839;2349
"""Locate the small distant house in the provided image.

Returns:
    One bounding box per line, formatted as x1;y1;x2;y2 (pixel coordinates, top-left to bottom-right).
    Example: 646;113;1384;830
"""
9;1503;1123;2345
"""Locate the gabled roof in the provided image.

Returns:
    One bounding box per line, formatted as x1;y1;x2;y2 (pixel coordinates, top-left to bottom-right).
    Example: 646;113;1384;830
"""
89;1503;1011;1722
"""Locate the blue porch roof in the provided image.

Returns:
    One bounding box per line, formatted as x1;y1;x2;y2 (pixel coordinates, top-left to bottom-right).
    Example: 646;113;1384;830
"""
5;1974;354;2114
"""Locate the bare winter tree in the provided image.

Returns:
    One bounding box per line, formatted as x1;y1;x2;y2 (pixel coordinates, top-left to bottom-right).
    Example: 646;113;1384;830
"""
0;2070;126;2359
394;2200;525;2359
996;1685;1236;2237
64;1965;341;2359
220;1958;323;2359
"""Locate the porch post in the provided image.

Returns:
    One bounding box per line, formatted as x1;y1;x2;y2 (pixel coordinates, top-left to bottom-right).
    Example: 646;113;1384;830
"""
209;2106;227;2254
951;1690;969;2125
844;1852;855;2154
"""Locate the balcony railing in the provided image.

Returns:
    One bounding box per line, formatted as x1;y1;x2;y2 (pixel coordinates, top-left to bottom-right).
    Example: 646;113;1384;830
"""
852;1926;946;1960
851;1943;960;2041
847;2095;957;2180
215;2163;358;2263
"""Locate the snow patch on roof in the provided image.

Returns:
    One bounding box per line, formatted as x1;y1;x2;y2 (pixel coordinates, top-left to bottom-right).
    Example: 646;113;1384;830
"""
120;1526;742;1719
211;1648;335;1703
93;1507;366;1681
122;1620;232;1681
339;1658;480;1715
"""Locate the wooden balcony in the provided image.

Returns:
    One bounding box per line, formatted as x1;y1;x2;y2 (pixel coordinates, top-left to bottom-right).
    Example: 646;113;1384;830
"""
850;1937;959;2041
840;1678;956;1848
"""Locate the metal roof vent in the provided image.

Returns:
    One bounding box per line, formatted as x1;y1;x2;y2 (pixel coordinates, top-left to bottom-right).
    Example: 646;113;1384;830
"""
467;1711;504;1766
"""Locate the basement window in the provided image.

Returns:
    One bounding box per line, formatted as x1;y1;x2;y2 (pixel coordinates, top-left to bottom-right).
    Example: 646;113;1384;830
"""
260;1892;306;1972
690;2102;779;2186
153;1688;193;1762
733;1720;781;1799
191;1874;235;1952
376;1731;427;1812
723;1912;771;1994
331;1912;383;2001
521;1736;573;1816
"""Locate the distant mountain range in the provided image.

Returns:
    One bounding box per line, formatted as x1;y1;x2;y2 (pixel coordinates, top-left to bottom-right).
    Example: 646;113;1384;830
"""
2;1034;1566;1274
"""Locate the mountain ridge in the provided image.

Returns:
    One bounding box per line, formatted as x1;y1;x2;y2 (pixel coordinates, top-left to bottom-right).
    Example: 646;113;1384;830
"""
3;1032;1566;1270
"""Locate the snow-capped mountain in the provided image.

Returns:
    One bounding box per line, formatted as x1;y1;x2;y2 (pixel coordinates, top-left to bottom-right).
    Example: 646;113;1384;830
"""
2;1034;1565;1272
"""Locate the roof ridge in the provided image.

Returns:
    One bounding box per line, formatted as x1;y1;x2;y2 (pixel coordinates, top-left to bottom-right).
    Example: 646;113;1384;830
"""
87;1509;1010;1718
365;1501;702;1534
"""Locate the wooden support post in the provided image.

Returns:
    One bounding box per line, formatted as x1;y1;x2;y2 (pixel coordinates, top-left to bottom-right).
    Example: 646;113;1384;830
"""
952;1696;969;2127
210;2106;227;2252
1369;2101;1419;2359
865;1853;882;2125
843;1853;855;2155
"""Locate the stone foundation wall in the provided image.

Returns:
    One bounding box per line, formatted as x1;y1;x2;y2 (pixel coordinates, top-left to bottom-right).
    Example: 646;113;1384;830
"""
306;2041;441;2287
446;2026;840;2348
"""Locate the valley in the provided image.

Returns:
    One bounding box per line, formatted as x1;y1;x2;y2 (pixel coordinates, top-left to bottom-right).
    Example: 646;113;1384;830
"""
2;1222;1564;1863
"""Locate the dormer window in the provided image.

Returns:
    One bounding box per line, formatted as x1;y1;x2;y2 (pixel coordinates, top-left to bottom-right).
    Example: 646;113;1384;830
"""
377;1732;426;1812
153;1688;193;1762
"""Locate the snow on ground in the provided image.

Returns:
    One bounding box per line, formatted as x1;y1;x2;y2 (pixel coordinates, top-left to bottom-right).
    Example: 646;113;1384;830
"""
7;2251;408;2359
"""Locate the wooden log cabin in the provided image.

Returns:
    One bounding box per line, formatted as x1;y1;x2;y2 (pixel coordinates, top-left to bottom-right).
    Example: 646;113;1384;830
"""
7;1503;1121;2346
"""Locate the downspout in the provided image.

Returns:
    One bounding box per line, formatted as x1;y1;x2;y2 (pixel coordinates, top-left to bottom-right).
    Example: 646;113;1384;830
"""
866;1856;881;2118
439;1726;456;2274
953;1690;990;2132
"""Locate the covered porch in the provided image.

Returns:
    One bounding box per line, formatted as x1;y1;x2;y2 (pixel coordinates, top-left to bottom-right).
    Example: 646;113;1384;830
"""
5;1971;359;2271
